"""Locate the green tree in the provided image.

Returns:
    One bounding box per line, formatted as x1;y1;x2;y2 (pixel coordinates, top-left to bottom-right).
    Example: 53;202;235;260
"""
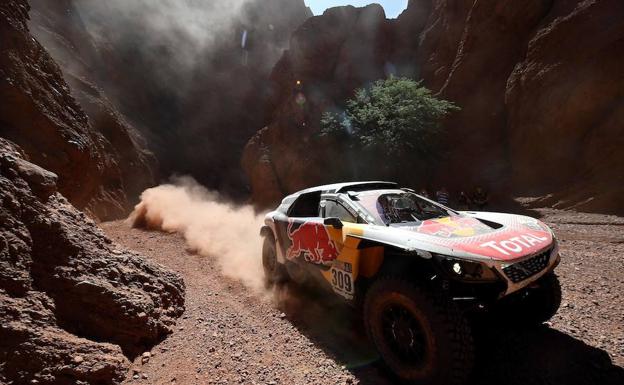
320;77;458;179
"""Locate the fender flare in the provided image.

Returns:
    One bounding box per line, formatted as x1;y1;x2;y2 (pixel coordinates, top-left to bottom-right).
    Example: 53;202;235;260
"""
351;234;433;259
260;225;273;238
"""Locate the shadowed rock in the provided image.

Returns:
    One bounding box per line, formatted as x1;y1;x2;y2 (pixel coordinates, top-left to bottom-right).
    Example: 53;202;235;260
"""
0;138;185;384
0;0;155;221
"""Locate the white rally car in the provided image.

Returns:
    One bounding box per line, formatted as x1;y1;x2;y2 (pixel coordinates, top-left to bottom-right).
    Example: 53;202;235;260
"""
260;181;561;385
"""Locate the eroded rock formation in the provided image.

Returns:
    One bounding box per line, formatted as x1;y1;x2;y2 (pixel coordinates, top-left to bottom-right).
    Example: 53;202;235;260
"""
243;0;624;215
505;0;624;213
0;137;185;384
243;4;403;207
29;0;158;211
0;0;155;220
27;0;311;198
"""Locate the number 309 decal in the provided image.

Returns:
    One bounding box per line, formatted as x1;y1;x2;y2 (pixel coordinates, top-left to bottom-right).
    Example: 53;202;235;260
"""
331;267;354;299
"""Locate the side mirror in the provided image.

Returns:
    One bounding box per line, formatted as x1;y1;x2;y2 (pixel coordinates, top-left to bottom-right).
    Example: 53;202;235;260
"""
324;217;343;230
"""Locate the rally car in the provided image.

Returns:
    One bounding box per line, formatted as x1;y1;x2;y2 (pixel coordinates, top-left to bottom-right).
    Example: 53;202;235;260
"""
260;181;561;385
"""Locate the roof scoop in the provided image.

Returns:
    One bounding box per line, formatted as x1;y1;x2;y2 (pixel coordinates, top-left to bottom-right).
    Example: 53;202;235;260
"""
475;217;504;229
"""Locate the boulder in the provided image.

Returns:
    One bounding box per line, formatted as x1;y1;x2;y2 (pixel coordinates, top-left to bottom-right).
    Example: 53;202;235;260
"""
0;137;185;384
0;291;128;385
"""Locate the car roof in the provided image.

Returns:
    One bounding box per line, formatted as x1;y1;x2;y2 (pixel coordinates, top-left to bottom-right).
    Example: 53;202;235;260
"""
279;182;401;209
294;181;398;195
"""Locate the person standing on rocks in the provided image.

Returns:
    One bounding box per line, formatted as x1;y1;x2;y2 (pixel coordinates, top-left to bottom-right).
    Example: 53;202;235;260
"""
458;191;471;210
472;186;489;210
436;187;450;206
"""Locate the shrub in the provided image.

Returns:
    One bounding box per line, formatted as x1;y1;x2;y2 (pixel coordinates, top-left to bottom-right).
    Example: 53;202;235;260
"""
320;77;457;177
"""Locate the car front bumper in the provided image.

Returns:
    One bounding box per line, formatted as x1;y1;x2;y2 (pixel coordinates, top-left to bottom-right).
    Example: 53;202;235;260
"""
493;243;561;297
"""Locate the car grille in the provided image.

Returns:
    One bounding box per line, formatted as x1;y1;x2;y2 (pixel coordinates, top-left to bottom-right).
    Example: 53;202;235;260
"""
503;249;551;283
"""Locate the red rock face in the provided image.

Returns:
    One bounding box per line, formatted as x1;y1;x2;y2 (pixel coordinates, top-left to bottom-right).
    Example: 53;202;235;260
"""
243;4;402;207
243;0;624;215
0;0;154;220
0;138;185;384
421;0;551;190
28;0;158;217
506;0;624;213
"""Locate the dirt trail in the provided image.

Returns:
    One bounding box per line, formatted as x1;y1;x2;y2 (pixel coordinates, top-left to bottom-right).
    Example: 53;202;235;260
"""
101;209;624;385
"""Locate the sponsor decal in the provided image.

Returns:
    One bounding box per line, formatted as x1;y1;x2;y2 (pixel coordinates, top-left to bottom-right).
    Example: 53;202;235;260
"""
417;216;492;238
286;220;339;265
480;234;549;256
330;261;354;300
332;260;352;273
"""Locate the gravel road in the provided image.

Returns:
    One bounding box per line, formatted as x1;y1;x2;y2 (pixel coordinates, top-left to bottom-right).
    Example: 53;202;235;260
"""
101;208;624;385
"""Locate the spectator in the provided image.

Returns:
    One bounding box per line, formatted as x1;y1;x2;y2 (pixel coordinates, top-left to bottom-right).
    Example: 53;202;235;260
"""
436;187;450;206
472;187;489;210
419;188;430;199
458;191;471;210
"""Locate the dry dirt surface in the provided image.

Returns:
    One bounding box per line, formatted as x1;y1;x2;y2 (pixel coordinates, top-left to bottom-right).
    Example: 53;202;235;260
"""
101;208;624;385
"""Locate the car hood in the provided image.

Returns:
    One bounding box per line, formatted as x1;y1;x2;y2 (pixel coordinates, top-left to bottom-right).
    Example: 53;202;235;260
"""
356;212;553;262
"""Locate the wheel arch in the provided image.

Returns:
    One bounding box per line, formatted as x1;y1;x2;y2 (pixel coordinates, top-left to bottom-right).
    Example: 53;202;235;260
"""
354;239;439;304
356;239;437;280
260;225;274;239
261;222;287;263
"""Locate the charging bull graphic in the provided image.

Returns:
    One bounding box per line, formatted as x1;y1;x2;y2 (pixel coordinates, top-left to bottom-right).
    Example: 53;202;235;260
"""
286;220;339;265
417;216;492;238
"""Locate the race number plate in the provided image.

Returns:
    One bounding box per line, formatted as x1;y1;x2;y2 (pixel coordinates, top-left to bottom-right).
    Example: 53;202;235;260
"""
330;261;354;300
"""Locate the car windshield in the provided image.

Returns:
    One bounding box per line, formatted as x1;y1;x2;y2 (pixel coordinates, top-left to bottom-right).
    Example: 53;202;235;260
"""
355;192;453;225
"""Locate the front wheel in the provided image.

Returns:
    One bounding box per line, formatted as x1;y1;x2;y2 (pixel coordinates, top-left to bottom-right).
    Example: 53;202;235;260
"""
364;278;473;385
517;272;562;325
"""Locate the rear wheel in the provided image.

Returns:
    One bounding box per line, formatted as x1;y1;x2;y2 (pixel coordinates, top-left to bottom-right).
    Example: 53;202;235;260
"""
364;278;473;385
262;234;287;286
285;261;308;285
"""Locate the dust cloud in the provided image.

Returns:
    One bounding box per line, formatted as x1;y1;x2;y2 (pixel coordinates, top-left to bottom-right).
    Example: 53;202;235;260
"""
129;176;267;292
74;0;250;71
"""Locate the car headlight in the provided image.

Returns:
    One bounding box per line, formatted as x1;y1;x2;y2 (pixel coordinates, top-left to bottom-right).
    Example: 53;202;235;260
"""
434;254;499;281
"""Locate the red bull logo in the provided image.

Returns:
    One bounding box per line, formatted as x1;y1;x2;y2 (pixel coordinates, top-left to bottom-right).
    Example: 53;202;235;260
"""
286;220;339;265
418;216;492;238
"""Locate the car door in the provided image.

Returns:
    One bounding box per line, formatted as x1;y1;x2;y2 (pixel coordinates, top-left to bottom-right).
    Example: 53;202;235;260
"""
319;197;363;298
273;191;340;266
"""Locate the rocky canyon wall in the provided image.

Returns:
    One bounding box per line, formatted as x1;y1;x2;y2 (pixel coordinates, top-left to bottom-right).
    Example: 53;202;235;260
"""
1;4;185;383
0;0;155;220
243;0;624;215
11;0;622;215
505;0;624;213
27;0;312;199
0;138;185;384
243;4;416;206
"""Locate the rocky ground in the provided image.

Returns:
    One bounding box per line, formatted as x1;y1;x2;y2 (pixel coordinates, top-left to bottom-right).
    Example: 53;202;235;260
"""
101;208;624;385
